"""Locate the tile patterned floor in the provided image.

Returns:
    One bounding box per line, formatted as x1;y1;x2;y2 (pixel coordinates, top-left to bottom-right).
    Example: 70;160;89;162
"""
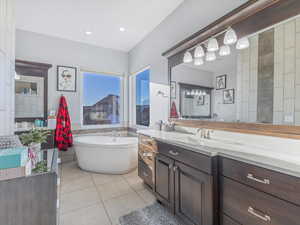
59;162;156;225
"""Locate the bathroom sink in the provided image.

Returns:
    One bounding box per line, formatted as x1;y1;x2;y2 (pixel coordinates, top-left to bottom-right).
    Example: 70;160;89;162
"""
183;136;244;148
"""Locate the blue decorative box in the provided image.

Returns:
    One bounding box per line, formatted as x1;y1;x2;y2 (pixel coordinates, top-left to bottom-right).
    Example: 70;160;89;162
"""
0;147;28;170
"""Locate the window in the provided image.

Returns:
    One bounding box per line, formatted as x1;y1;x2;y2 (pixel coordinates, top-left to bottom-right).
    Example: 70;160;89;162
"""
82;72;121;126
136;68;150;126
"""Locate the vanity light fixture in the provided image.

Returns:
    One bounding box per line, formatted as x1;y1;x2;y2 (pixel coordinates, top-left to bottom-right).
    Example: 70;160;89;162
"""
219;45;231;56
194;58;204;66
207;38;219;52
85;31;92;35
236;37;250;50
206;52;216;62
224;28;237;45
194;45;205;58
183;51;193;63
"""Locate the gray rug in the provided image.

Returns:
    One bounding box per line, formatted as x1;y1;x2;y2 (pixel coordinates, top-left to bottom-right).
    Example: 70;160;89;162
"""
119;203;184;225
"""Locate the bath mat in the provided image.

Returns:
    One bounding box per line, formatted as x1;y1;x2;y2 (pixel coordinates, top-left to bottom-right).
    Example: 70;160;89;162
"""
119;202;185;225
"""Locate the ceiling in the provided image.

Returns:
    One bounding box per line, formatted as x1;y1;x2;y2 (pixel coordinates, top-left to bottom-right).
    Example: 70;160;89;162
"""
15;0;184;52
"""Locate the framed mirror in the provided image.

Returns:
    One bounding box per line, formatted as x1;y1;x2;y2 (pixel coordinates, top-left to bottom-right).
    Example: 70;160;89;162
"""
165;0;300;138
15;60;52;123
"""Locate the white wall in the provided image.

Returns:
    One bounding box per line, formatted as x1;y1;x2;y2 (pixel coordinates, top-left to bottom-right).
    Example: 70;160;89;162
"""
128;0;247;126
16;30;129;129
212;68;237;122
0;0;15;135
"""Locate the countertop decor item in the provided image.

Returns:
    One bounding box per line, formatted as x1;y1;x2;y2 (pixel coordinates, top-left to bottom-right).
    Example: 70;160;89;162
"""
20;128;51;167
20;128;51;147
0;147;28;169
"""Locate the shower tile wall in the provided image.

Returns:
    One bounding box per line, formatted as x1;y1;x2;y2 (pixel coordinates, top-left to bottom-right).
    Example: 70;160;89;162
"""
237;16;300;125
274;18;300;125
236;35;258;123
257;29;274;123
0;0;15;135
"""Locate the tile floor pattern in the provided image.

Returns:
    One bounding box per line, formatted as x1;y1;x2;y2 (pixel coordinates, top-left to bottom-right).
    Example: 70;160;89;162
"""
59;162;156;225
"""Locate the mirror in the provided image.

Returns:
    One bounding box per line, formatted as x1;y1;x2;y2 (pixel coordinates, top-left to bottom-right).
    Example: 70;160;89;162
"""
15;60;51;125
15;75;45;119
170;15;300;126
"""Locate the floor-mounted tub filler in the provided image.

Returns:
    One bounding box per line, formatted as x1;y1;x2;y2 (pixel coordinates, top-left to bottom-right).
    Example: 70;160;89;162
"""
73;135;138;174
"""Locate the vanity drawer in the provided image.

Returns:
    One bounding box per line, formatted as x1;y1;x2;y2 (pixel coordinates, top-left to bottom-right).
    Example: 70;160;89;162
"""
220;214;241;225
220;177;300;225
138;159;153;188
220;157;300;206
157;141;212;174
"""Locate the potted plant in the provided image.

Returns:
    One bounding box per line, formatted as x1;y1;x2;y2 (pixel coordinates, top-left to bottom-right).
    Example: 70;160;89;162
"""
20;128;51;150
20;129;51;166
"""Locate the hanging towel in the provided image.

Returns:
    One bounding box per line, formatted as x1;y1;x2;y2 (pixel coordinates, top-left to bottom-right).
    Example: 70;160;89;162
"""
55;96;73;151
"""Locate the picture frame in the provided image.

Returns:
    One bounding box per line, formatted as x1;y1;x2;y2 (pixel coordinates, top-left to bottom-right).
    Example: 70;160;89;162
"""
223;89;235;104
196;95;205;105
216;74;227;90
57;65;77;92
171;81;176;99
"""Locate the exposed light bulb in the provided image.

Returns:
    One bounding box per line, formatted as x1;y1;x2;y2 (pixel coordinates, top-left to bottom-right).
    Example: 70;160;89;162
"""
194;45;205;58
194;58;204;66
205;52;216;62
224;28;237;45
120;27;125;32
183;51;193;63
236;37;250;50
219;45;231;56
207;38;219;52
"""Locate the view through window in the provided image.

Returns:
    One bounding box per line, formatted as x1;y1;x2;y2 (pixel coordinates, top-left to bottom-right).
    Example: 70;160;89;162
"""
136;69;150;126
83;72;121;125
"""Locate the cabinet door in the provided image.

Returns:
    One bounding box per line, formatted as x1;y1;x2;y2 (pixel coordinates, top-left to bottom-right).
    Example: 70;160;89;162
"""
174;162;213;225
155;153;174;210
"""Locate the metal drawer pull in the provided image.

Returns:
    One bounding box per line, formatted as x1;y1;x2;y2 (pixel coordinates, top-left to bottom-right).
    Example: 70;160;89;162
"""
247;173;270;185
248;207;271;222
169;150;179;156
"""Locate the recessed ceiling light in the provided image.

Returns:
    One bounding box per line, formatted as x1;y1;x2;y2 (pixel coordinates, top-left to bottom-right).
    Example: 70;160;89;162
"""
120;27;125;32
85;31;92;35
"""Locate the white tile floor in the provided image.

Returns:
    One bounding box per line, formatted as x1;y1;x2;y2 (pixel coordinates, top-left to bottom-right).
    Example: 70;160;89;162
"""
59;162;156;225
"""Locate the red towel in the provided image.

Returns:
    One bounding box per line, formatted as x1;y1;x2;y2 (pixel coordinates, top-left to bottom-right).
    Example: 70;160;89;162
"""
55;96;73;151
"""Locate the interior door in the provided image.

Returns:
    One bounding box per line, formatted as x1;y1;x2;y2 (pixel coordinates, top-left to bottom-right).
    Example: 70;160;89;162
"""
174;162;213;225
155;153;174;211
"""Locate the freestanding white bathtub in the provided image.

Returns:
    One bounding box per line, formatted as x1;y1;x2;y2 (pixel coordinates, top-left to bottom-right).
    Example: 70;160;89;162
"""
73;135;138;174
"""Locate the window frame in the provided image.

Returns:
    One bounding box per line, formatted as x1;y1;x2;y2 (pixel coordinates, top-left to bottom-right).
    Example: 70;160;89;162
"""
80;70;125;129
129;66;150;128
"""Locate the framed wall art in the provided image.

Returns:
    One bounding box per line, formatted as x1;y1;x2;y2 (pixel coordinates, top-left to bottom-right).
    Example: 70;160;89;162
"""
57;65;77;92
216;74;226;90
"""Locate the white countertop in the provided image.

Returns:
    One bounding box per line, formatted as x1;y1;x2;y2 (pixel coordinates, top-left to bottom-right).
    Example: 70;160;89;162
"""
137;129;300;178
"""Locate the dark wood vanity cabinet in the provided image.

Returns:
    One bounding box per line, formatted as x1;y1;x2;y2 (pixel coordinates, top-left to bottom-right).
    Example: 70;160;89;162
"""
155;141;216;225
220;157;300;225
174;161;213;225
155;153;174;209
